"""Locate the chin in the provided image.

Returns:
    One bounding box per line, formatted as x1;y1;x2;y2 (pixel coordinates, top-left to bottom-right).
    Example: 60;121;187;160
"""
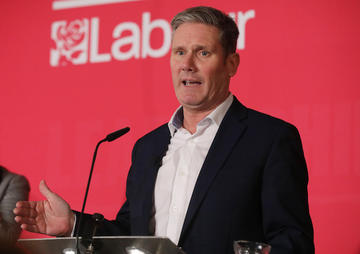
181;101;206;111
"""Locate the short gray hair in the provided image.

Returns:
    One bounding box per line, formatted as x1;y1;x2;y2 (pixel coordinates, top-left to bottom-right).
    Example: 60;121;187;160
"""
171;6;239;57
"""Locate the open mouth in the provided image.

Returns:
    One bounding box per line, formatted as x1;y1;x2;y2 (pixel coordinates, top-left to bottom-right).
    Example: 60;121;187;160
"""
182;80;202;86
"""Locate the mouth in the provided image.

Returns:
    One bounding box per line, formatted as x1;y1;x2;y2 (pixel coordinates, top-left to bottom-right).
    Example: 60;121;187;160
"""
182;79;202;86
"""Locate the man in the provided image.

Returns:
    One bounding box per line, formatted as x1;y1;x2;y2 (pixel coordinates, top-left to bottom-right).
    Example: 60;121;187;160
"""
14;6;314;254
0;165;30;243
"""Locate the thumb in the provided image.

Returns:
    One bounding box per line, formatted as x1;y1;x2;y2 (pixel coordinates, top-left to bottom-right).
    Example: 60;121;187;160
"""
39;179;56;200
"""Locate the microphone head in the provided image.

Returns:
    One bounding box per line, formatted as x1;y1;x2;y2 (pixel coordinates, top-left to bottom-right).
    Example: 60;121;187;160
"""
105;127;130;142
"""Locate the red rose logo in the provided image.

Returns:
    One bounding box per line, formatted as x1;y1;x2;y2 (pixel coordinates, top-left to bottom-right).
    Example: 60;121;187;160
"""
57;20;86;51
50;19;88;66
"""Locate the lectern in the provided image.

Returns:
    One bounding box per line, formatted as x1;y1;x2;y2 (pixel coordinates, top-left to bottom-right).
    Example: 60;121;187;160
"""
18;236;186;254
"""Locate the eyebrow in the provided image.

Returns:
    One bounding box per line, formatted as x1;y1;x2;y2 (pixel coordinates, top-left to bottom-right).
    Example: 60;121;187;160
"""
172;46;185;52
172;45;211;52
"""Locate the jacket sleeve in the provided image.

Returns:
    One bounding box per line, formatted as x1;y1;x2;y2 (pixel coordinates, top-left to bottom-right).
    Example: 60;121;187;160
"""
0;174;30;243
261;123;314;254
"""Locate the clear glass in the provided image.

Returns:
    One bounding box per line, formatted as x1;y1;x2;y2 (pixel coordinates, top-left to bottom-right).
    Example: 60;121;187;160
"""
233;240;271;254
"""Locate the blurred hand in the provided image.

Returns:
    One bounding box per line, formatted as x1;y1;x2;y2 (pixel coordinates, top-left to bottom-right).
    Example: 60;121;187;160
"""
13;180;75;236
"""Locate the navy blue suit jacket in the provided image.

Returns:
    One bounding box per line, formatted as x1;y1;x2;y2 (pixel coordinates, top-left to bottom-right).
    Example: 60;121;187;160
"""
77;97;314;254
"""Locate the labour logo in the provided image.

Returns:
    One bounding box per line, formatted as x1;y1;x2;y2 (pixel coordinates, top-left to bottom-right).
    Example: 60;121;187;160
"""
50;19;89;66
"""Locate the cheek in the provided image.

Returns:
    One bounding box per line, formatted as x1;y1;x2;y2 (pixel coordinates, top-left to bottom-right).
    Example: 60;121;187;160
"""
170;57;178;70
208;71;229;93
170;61;175;74
205;66;226;83
170;65;178;81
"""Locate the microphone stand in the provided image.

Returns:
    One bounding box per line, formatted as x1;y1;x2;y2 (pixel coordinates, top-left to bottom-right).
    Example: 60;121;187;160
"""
75;137;106;254
74;127;130;253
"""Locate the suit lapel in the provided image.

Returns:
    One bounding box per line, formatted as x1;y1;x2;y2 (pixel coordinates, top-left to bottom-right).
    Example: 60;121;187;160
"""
179;98;248;242
135;125;171;234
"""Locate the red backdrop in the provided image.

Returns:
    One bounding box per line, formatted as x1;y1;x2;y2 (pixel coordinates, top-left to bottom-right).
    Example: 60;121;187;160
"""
1;0;360;253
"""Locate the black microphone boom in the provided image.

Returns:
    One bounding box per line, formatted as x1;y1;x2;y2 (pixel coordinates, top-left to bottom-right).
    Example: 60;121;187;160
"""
105;127;130;142
75;127;130;253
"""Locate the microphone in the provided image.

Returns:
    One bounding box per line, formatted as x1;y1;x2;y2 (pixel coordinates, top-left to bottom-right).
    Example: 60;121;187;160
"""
75;127;130;253
105;127;130;142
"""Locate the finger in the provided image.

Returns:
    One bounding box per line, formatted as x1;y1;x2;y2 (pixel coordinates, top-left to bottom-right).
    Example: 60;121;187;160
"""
14;215;37;225
20;224;40;234
15;200;36;209
13;206;38;218
39;180;55;200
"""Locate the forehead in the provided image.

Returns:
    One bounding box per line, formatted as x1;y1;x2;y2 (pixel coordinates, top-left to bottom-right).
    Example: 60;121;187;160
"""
171;22;221;48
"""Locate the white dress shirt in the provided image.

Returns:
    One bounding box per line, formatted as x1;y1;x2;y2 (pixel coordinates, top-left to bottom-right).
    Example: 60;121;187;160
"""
153;94;234;244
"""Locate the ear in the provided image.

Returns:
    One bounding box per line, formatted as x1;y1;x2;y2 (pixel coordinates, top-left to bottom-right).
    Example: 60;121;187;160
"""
226;52;240;77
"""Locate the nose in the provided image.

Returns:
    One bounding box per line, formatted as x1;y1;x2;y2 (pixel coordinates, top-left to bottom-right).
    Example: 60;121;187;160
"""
181;54;196;72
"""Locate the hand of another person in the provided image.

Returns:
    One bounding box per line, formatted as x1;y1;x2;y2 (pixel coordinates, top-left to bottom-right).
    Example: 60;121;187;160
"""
13;180;75;237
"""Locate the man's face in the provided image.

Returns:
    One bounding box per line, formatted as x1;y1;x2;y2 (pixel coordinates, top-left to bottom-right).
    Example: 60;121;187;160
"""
170;22;239;113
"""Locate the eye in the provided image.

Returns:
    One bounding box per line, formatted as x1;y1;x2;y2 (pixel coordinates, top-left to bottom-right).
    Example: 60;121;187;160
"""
176;50;185;56
200;50;210;57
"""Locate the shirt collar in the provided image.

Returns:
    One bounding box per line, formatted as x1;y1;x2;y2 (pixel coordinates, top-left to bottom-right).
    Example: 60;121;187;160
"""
168;93;234;136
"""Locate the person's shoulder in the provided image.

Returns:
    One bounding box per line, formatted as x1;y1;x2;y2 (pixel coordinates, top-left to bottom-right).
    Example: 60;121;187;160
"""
0;166;30;192
230;98;296;130
248;108;294;126
130;123;171;159
133;123;170;147
231;96;295;129
244;107;300;138
9;173;29;188
0;167;17;183
140;123;169;140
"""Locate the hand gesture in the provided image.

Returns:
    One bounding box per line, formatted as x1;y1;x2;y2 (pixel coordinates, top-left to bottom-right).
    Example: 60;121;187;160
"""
14;180;75;237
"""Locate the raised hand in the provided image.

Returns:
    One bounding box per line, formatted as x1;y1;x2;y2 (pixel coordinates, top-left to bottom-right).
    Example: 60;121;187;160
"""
13;180;75;236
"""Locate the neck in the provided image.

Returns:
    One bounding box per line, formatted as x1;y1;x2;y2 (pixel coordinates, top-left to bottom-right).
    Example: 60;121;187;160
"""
181;93;230;134
182;109;213;134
